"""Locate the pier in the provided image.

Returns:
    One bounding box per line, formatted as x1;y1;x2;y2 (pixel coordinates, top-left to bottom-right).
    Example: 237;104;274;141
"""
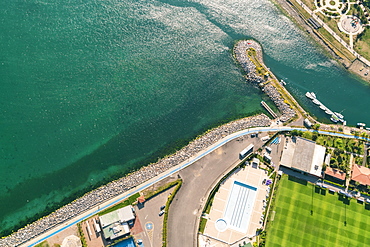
261;101;278;118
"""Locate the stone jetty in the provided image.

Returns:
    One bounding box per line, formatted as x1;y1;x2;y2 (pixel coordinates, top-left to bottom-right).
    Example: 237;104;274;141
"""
0;114;270;247
234;40;296;122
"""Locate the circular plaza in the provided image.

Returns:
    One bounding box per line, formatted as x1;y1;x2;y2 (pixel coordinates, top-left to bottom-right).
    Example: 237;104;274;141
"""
338;15;364;35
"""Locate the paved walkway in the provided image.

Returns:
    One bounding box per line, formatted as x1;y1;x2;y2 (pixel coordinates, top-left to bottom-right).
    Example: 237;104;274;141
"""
294;0;370;66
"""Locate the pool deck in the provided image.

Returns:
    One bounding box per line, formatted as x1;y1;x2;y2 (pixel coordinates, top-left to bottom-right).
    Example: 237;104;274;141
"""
203;164;269;245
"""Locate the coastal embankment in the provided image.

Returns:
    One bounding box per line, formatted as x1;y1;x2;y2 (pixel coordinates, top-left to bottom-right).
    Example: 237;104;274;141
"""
233;40;299;123
0;114;270;247
271;0;370;82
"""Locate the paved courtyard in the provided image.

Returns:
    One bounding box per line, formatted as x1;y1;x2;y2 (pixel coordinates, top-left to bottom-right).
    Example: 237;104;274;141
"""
203;164;270;245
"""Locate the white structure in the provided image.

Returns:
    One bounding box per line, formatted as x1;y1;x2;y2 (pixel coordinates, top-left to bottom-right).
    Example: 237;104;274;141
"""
99;205;135;240
280;137;326;177
239;144;254;159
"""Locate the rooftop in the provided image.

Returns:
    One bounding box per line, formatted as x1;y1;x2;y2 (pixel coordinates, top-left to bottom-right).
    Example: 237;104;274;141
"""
325;167;346;181
99;205;135;228
280;137;325;177
351;164;370;186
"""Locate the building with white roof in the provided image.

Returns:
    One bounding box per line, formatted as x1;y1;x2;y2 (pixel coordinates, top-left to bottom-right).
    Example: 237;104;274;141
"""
99;205;135;240
280;136;326;177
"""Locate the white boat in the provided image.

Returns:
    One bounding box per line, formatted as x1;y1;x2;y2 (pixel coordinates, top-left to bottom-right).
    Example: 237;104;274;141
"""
305;92;317;100
334;112;344;119
325;110;333;115
331;114;340;123
312;99;321;105
305;92;313;99
319;105;327;110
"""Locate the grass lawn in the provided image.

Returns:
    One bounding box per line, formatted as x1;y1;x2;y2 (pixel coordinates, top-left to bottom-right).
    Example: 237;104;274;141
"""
266;175;370;247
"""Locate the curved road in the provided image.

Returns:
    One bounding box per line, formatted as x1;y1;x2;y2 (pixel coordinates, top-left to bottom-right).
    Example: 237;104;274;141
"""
23;126;368;246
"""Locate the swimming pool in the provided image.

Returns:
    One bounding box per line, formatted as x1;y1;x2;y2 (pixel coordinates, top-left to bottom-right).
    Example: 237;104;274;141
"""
111;237;136;247
222;181;257;233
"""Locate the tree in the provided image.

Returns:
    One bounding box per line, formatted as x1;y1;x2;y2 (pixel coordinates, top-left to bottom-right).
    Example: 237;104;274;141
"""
334;138;344;150
312;123;320;130
312;133;318;141
291;130;303;136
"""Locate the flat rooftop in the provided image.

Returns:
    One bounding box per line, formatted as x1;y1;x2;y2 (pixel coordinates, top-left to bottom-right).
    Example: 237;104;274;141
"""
280;137;325;177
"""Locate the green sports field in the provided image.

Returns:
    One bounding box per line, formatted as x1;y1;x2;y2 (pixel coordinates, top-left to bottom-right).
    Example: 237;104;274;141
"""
266;175;370;247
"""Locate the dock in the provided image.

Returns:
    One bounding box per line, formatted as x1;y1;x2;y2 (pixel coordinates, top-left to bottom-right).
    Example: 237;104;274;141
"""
261;101;278;118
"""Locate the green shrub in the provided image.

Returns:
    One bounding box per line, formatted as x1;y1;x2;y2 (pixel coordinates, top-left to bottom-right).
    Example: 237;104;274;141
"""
98;192;140;216
162;180;183;247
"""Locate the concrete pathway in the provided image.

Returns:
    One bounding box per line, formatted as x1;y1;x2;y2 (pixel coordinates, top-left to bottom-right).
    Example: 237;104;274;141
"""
294;0;370;66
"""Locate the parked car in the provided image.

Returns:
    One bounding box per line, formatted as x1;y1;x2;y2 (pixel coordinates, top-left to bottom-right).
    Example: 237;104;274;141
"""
160;205;165;210
159;210;165;216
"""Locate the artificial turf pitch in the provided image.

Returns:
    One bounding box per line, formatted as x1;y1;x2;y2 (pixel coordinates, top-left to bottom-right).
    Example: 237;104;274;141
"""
266;175;370;247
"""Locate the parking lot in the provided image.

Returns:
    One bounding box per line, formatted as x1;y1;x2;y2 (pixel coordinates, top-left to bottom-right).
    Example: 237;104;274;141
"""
133;185;176;247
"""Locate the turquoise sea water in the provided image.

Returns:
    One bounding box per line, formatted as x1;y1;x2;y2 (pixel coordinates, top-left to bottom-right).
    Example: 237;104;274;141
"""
0;0;369;233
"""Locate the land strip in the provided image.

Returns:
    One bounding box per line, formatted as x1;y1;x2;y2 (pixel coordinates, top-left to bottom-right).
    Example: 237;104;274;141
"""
272;0;370;82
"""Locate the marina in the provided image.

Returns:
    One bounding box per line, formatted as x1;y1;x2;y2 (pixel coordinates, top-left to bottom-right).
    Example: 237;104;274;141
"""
305;92;345;124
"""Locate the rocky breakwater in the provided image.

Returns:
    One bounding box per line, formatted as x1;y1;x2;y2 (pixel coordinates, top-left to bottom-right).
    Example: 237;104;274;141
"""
233;40;264;84
262;84;296;122
0;114;270;247
234;40;296;122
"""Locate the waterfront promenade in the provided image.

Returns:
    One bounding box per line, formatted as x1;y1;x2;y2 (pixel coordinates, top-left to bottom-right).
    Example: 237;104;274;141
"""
294;0;370;66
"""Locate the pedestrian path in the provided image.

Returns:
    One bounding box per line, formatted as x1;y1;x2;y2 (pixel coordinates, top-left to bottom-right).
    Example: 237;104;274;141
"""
294;0;370;66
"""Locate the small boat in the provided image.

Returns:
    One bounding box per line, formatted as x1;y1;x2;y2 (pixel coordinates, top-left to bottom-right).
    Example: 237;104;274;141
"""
331;114;340;122
319;105;327;110
280;80;287;86
305;92;313;99
311;92;316;99
325;110;333;115
312;99;321;105
334;112;344;119
357;123;366;127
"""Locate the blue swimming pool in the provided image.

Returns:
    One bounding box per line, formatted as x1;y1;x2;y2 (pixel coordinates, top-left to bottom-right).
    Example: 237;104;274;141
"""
112;237;136;247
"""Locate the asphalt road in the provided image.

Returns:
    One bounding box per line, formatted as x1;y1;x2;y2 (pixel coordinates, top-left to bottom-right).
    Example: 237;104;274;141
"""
167;135;264;247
